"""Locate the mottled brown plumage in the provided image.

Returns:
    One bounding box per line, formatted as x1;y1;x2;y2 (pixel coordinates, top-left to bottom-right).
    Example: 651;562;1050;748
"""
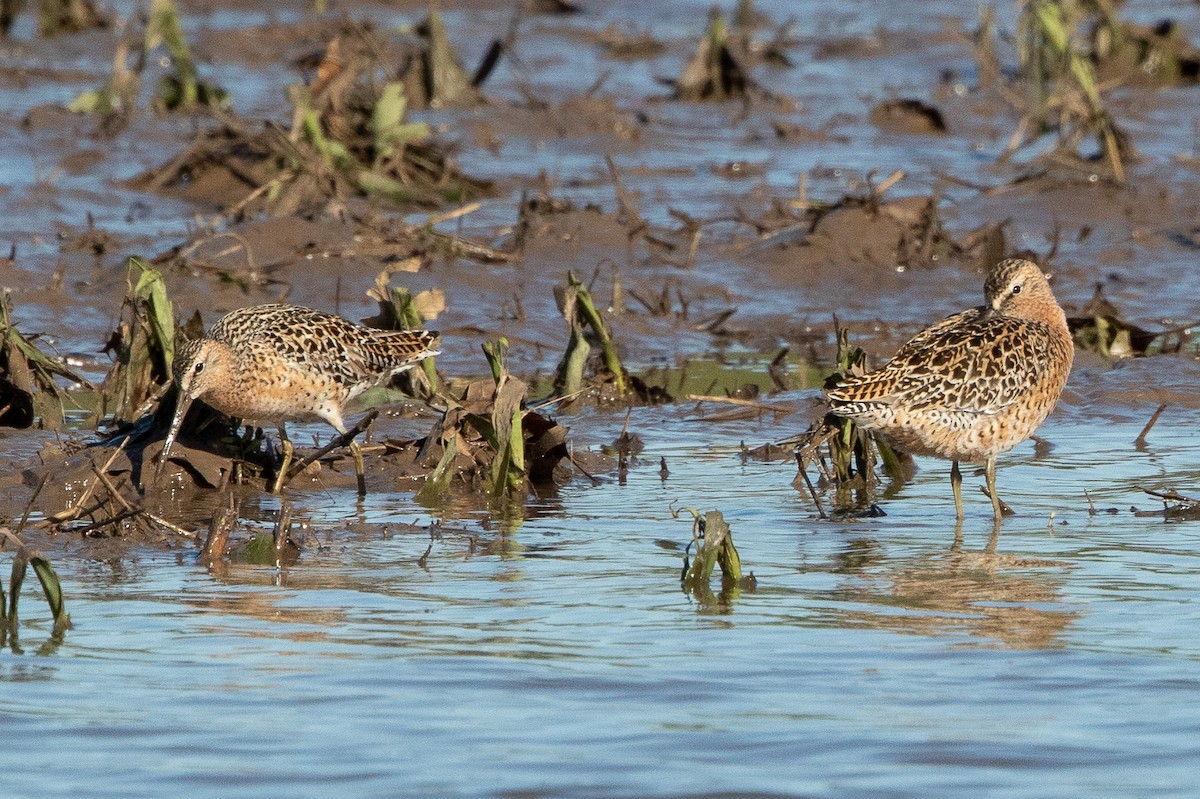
160;304;439;493
826;258;1073;521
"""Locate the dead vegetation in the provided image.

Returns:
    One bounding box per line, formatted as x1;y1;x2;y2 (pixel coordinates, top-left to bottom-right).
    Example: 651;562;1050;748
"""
970;0;1140;183
0;293;91;431
1;517;70;650
125;20;492;217
0;0;108;38
1068;284;1198;357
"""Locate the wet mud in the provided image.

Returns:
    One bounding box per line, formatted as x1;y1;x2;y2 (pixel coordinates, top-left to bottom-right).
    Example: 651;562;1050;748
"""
0;0;1197;562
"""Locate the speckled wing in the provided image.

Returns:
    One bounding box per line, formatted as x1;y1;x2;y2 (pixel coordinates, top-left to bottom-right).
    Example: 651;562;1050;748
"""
210;305;437;389
352;328;441;377
828;311;1062;419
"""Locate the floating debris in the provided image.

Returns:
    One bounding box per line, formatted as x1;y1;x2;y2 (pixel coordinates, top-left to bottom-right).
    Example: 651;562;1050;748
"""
1138;488;1200;522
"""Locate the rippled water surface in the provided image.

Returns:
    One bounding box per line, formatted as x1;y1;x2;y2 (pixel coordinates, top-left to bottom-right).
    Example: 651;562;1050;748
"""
4;402;1200;798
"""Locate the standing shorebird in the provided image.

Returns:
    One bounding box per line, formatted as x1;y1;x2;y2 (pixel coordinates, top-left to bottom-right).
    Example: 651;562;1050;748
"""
826;258;1073;522
160;304;440;495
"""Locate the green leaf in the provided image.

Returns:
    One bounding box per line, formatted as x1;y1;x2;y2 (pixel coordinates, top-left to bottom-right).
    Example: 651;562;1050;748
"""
30;556;69;634
68;90;103;113
415;431;460;504
130;257;176;369
372;83;419;162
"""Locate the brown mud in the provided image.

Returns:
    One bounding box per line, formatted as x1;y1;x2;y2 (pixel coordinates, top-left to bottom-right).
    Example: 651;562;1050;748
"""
0;0;1198;561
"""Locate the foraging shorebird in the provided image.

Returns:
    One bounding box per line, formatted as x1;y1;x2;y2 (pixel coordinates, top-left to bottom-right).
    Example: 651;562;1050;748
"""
826;258;1073;521
160;304;439;494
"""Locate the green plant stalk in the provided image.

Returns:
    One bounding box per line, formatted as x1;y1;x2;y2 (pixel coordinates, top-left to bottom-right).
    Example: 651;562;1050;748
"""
484;341;527;495
552;324;589;396
424;8;478;107
682;509;742;589
7;547;27;631
567;273;626;394
482;338;506;385
829;326;866;484
108;258;174;424
31;555;69;636
706;14;727;100
1;297;84;388
372;82;430;165
301;107;336;169
875;437;905;483
148;0;198;108
507;405;525;480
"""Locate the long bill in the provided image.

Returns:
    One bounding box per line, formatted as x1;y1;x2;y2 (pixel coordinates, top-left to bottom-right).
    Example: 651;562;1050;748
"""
156;392;194;479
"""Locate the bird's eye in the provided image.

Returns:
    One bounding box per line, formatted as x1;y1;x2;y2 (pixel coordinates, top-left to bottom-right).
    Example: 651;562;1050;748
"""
194;362;205;375
1011;284;1022;295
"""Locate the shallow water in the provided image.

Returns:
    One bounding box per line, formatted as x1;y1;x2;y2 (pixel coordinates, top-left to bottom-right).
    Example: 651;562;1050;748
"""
5;400;1200;798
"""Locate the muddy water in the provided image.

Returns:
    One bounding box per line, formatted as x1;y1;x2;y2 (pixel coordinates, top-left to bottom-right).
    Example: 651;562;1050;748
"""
5;400;1200;798
3;0;1200;796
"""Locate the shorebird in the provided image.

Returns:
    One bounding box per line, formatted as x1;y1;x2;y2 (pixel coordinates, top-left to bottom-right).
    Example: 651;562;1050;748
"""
160;304;439;494
826;258;1073;521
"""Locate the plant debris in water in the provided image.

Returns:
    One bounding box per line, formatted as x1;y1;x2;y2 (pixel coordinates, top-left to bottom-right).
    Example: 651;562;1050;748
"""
789;324;912;519
1068;283;1197;357
674;506;756;610
0;293;91;431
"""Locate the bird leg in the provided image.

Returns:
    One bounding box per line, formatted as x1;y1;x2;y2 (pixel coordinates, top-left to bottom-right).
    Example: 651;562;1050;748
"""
349;440;367;497
277;411;379;495
271;425;293;494
985;455;1003;522
950;460;964;521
